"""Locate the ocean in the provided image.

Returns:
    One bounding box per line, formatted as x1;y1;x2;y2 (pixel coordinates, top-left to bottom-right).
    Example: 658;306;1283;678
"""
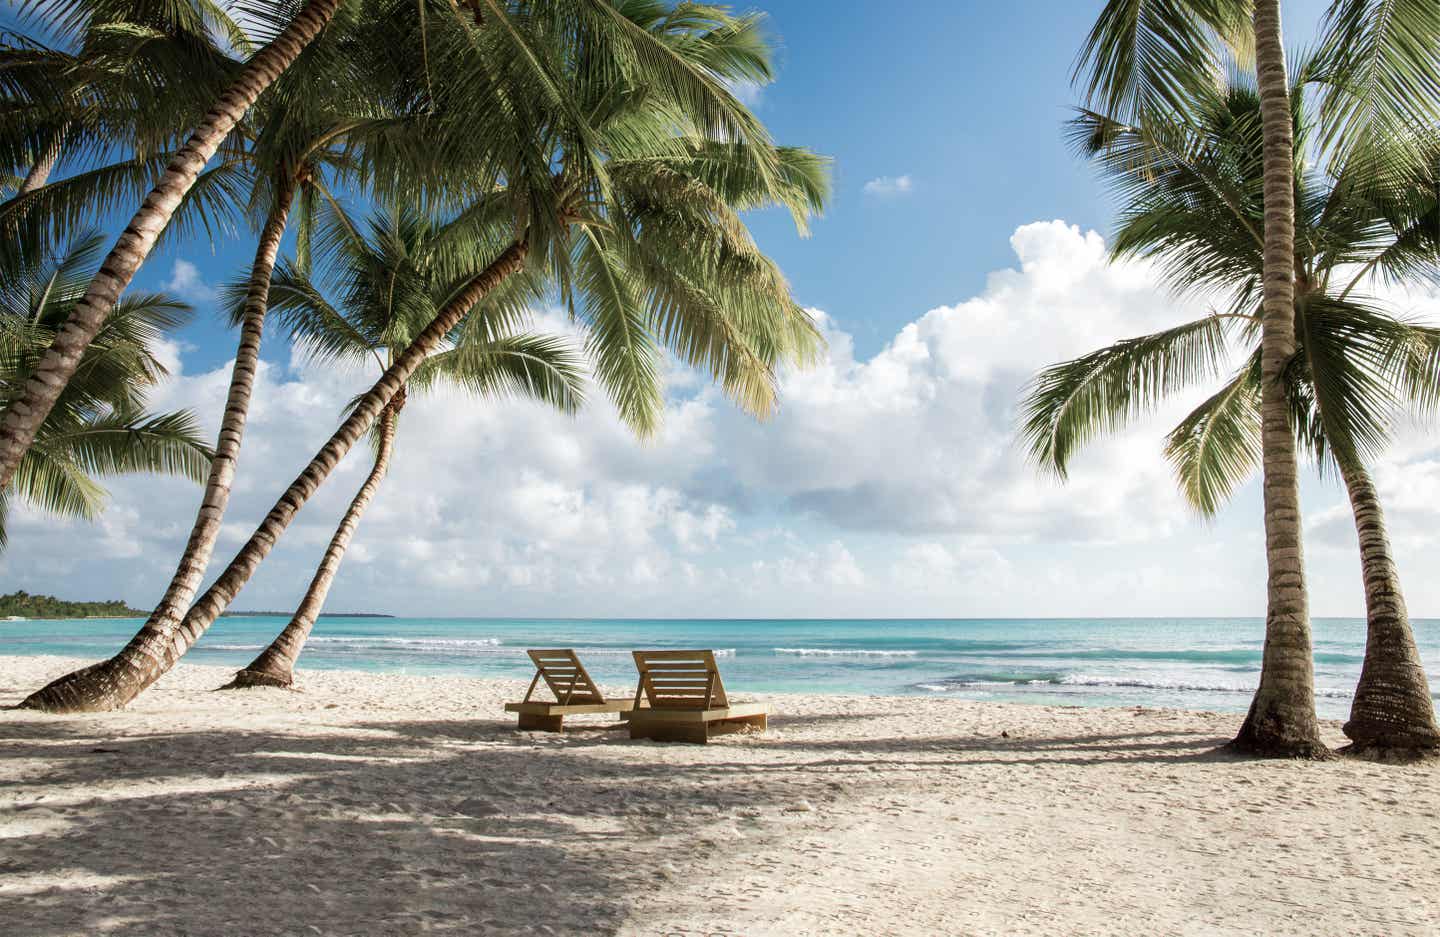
4;616;1437;719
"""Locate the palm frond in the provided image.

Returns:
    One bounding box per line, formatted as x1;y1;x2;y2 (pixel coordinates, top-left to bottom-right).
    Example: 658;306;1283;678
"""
574;225;663;436
1074;0;1251;124
1019;315;1232;476
1316;0;1440;164
1163;351;1261;515
411;331;586;414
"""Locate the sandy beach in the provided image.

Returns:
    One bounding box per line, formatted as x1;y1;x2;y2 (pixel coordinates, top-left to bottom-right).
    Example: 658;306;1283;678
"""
2;654;1437;936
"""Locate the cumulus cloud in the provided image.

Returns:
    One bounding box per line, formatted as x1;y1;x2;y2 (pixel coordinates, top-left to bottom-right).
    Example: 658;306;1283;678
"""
162;260;218;305
862;174;914;197
700;222;1207;544
5;221;1435;618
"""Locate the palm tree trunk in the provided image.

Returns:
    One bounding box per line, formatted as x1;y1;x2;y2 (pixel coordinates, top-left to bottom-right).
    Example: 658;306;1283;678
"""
0;0;342;494
223;393;402;690
1230;0;1328;758
17;127;66;195
1337;460;1440;754
19;240;529;713
10;178;298;712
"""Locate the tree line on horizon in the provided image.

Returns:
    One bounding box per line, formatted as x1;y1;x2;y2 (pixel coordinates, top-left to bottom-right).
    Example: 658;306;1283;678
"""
1;0;1438;763
0;590;144;619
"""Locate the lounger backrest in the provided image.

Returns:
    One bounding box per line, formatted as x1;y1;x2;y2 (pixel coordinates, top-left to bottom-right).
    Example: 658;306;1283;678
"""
631;649;729;710
524;649;606;705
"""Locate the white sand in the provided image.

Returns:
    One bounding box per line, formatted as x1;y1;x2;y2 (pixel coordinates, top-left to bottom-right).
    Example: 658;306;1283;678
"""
2;654;1437;936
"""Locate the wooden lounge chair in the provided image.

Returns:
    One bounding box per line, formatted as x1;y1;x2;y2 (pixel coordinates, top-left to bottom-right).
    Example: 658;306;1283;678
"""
626;649;768;743
503;649;635;732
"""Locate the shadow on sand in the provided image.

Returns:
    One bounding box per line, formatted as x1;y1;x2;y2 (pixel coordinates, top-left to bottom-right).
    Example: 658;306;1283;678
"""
0;707;1247;936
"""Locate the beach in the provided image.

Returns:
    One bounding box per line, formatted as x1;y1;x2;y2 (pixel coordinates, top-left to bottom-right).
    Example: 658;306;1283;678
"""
3;654;1437;936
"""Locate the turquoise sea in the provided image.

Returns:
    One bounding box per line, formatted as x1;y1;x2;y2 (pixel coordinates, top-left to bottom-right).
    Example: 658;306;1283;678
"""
4;616;1438;719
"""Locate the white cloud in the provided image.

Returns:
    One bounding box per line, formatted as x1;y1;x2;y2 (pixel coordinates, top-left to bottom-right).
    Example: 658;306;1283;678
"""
5;221;1438;618
162;259;218;305
701;222;1206;544
862;174;914;197
723;78;765;109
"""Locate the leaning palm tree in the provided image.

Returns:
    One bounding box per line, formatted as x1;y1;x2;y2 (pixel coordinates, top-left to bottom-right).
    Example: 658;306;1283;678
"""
20;0;830;712
1022;69;1440;755
0;3;253;296
1;232;212;543
221;204;585;689
0;0;347;492
1074;0;1440;756
92;2;435;705
0;1;250;215
4;0;477;698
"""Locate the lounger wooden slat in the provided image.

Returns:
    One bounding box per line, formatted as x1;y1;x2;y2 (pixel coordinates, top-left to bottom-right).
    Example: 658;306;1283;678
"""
626;650;767;743
503;649;635;732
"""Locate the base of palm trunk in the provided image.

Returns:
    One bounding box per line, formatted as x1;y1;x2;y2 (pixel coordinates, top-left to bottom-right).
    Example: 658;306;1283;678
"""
1338;713;1440;762
1344;685;1440;755
1227;704;1332;759
218;667;296;690
18;658;147;714
1336;741;1440;764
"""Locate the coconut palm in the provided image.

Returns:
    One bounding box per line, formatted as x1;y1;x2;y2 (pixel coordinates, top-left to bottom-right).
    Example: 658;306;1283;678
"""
1022;69;1440;754
98;1;438;705
20;0;829;712
0;2;251;276
1074;0;1440;757
221;203;585;689
3;0;471;699
1;231;212;543
0;1;250;190
0;0;347;493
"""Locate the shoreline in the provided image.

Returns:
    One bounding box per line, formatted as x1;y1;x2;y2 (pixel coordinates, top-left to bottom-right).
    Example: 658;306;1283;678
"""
0;641;1376;722
0;653;1276;715
4;653;1438;935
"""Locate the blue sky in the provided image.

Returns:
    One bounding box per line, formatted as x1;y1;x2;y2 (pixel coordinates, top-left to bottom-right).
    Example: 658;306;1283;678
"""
10;0;1440;619
131;0;1333;367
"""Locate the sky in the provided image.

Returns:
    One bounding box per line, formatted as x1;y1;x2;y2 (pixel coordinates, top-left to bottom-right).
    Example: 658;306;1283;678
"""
8;0;1440;620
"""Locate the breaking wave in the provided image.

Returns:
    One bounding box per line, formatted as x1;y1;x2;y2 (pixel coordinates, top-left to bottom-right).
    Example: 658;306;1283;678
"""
774;647;920;658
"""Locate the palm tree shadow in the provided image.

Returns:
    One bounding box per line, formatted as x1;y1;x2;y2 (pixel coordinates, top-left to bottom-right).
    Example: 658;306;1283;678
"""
0;714;900;936
1;709;1293;936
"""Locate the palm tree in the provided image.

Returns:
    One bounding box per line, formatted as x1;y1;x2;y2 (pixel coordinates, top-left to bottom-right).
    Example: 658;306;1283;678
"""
1074;0;1440;756
19;0;830;713
221;204;585;689
98;1;438;704
0;2;251;276
1;232;212;543
2;0;472;698
1022;69;1440;754
0;0;347;493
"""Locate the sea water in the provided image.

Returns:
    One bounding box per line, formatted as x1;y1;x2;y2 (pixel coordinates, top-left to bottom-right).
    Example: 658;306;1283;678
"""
4;616;1437;719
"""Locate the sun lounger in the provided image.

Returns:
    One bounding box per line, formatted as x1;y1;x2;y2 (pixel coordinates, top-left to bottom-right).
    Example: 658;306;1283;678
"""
625;649;768;743
504;649;635;732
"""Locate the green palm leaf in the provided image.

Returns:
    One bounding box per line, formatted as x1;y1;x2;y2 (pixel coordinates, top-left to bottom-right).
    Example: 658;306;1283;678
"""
1164;351;1262;516
1020;315;1232;477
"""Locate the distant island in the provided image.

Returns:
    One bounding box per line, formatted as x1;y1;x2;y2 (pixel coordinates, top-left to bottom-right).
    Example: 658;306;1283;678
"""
0;591;145;619
0;591;392;620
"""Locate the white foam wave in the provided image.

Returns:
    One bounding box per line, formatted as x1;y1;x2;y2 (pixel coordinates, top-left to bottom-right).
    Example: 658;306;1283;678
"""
554;647;738;658
774;647;918;658
308;636;503;648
